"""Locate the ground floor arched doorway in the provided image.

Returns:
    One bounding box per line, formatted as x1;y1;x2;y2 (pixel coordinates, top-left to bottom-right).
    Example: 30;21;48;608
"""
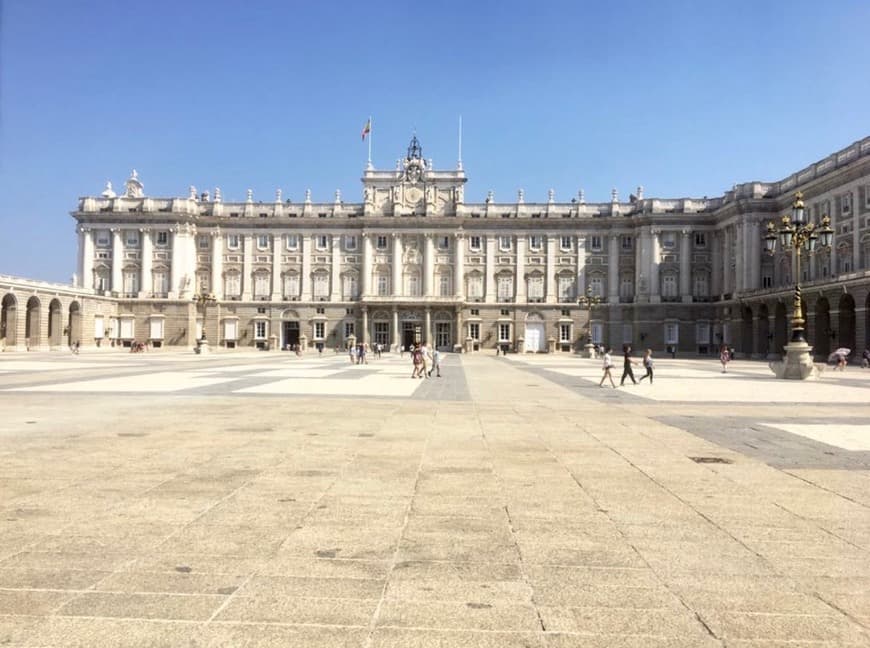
838;293;856;355
757;304;770;357
280;309;300;349
773;302;787;356
740;305;753;356
433;311;453;351
48;299;63;348
67;301;82;347
523;313;546;352
25;296;41;349
1;293;17;349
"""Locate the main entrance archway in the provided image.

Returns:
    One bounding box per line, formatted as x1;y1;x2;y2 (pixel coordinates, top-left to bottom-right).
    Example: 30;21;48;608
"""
48;299;63;349
68;301;82;347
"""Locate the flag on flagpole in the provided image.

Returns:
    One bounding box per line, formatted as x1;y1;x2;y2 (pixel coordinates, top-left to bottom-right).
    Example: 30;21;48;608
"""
361;118;371;141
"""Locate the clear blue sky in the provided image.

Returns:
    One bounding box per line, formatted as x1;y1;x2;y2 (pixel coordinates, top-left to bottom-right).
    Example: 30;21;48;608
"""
1;0;868;282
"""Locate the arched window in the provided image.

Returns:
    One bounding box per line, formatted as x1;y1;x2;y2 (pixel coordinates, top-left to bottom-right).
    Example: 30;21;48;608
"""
312;271;329;298
497;274;514;301
253;272;270;298
661;273;678;299
152;268;169;296
558;274;575;302
466;273;483;299
342;273;358;300
527;273;544;300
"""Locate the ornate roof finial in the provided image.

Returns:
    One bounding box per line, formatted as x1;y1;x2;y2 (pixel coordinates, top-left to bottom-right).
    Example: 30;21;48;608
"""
101;181;116;199
246;189;253;203
486;190;494;204
578;189;585;203
124;169;144;198
636;185;644;200
189;185;197;201
214;187;222;203
611;188;619;203
548;188;555;203
517;189;524;204
407;134;423;161
275;188;282;203
335;189;342;203
304;188;312;204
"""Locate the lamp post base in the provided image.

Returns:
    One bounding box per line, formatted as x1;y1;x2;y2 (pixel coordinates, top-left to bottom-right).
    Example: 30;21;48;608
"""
582;343;597;359
768;341;822;380
194;339;211;355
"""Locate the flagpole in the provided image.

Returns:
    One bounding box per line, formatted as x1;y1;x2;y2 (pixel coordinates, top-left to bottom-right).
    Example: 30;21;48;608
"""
367;115;373;169
457;115;463;170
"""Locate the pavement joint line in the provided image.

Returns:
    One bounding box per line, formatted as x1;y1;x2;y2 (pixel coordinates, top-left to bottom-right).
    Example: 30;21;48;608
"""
781;469;870;511
768;501;866;552
361;415;431;648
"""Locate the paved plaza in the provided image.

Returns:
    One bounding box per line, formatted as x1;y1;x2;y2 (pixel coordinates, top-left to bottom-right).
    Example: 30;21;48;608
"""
0;349;869;647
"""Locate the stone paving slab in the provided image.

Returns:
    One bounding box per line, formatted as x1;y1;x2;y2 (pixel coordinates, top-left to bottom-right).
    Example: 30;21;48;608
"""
0;351;869;645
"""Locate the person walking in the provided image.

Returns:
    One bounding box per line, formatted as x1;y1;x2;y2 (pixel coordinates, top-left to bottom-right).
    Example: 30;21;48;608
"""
638;348;654;384
411;344;424;378
719;344;731;373
432;348;442;377
421;342;432;378
620;344;637;386
599;347;616;388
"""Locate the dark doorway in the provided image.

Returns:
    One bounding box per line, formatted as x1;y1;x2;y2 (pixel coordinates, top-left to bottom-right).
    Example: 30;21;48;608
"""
402;322;417;351
773;302;787;356
283;321;300;348
814;297;831;358
757;304;770;357
838;293;856;354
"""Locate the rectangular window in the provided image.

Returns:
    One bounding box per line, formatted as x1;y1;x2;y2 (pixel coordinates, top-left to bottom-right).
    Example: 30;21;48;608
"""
254;321;267;339
316;307;325;314
257;235;269;250
153;271;168;295
197;235;209;249
662;274;678;298
560;236;572;251
469;236;481;251
126;230;140;247
284;274;299;298
156;231;169;246
621;235;632;250
122;271;138;295
498;323;511;342
591;322;603;344
559;323;571;343
149;318;164;340
529;235;542;251
497;276;513;300
96;230;111;247
314;321;325;339
224;274;240;297
227;234;240;250
470;308;480;316
561;309;570;317
469;322;480;341
344;321;355;338
500;309;510;316
528;276;544;299
376;235;388;250
438;236;449;250
313;274;329;297
224;319;238;341
345;235;357;251
342;274;358;299
662;232;676;249
499;236;512;251
439;274;450;296
467;275;483;298
590;236;602;251
377;275;389;296
285;234;299;250
119;317;135;340
94;316;105;339
694;232;706;248
254;274;270;297
665;322;679;345
842;192;852;215
316;235;329;250
696;322;710;345
622;324;633;344
558;276;574;301
589;277;604;297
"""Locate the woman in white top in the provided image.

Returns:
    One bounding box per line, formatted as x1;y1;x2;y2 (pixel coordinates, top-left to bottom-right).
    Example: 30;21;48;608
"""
599;347;617;388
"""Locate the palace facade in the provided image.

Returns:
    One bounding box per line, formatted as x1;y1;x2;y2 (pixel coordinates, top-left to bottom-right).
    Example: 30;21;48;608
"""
2;135;870;358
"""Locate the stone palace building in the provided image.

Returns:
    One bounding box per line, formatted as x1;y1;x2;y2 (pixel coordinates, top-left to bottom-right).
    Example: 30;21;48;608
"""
1;134;869;358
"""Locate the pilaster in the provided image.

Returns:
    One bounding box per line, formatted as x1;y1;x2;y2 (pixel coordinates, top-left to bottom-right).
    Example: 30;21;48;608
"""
242;234;253;301
301;234;312;301
680;228;692;302
111;228;123;294
545;234;556;303
485;235;496;303
140;228;153;297
210;230;222;299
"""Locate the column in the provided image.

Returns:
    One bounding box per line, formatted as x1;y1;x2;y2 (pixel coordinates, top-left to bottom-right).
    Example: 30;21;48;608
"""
242;234;253;300
330;234;341;301
183;229;197;300
392;306;399;351
361;233;373;297
749;221;761;290
735;221;745;294
423;233;435;297
649;228;661;303
361;307;368;344
425;307;432;345
680;228;691;302
208;230;222;299
485;235;496;303
723;226;732;295
111;228;123;293
80;228;94;290
455;307;462;348
576;235;586;298
301;234;312;301
454;232;464;298
170;228;183;299
852;191;860;270
607;234;619;302
392;233;403;297
545;234;556;303
515;235;526;302
272;233;282;301
710;230;723;297
140;228;153;297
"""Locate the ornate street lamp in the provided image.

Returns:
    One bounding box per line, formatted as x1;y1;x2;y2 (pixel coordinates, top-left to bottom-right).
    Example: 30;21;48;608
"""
193;292;217;352
764;192;833;379
578;286;601;357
